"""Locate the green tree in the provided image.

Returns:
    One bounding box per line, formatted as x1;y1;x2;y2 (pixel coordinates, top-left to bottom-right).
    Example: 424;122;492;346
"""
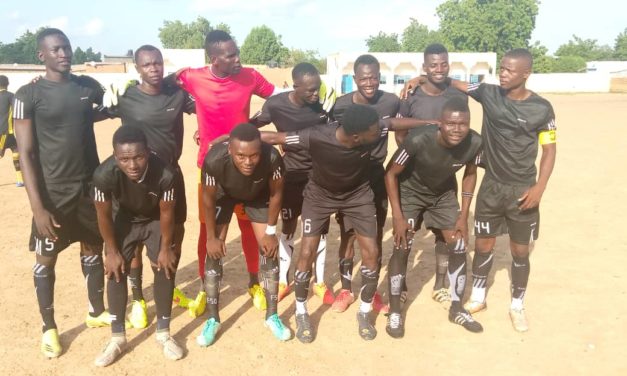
555;35;614;61
400;18;450;52
366;31;401;52
614;28;627;60
551;55;586;72
437;0;539;58
528;41;554;73
158;17;231;49
240;25;289;65
286;49;326;73
0;28;42;64
73;46;102;64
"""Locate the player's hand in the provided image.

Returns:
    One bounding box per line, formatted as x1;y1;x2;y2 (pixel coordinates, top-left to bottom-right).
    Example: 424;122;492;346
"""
206;238;226;260
102;79;139;108
104;251;126;283
518;183;545;211
261;234;279;258
319;80;337;114
399;75;427;99
193;130;200;145
454;215;469;245
208;134;228;150
392;215;412;250
157;246;178;279
32;208;60;241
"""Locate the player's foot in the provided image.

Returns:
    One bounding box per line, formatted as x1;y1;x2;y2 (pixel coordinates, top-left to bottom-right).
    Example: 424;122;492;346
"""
86;311;112;328
94;337;126;367
464;300;487;314
156;334;184;360
385;312;405;339
196;317;221;347
41;329;62;358
264;314;291;341
172;287;190;308
278;282;291;302
313;283;335;305
129;299;148;329
449;308;483;333
187;291;207;318
372;292;389;314
509;308;529;332
295;313;314;343
248;284;267;311
331;289;355;313
432;288;452;309
356;311;377;340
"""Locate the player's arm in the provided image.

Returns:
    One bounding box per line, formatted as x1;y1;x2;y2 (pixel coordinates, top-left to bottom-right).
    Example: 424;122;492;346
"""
157;192;177;279
261;156;284;258
384;152;412;249
14;118;60;240
386;117;440;132
400;76;470;99
201;171;227;259
519;142;556;210
455;161;479;244
93;196;125;282
260;131;288;145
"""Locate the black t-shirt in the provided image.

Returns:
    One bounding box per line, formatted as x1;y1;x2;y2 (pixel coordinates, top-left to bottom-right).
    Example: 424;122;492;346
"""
391;124;482;196
331;90;400;166
0;90;14;135
201;141;284;202
399;85;468;120
286;123;381;193
467;83;556;185
93;153;176;223
13;75;104;184
251;92;328;181
108;84;195;164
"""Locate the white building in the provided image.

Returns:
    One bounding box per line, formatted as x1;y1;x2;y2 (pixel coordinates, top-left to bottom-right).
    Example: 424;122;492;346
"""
586;61;627;76
326;52;497;94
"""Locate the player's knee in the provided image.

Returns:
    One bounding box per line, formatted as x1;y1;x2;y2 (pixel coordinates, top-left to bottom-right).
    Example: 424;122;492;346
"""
33;263;52;278
35;254;56;268
510;242;529;258
80;242;103;256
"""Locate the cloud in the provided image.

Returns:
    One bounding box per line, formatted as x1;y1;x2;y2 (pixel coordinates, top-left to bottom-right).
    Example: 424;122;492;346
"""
9;10;20;20
83;18;104;36
42;16;69;30
190;0;298;13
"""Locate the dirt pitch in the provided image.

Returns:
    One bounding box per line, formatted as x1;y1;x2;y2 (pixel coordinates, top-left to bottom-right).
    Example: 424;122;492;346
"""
0;93;625;375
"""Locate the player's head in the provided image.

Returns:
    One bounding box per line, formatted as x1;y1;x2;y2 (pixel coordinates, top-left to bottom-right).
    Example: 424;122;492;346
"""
205;30;241;77
112;125;150;182
37;28;72;74
228;123;262;176
423;43;449;85
353;54;380;101
341;104;380;147
134;45;164;86
438;97;471;147
499;48;533;91
292;63;321;105
0;75;8;89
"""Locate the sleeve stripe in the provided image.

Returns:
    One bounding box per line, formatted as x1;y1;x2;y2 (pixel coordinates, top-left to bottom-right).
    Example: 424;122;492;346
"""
94;187;107;202
204;174;216;186
548;119;556;130
272;166;282;180
285;135;300;144
13;99;24;119
162;188;175;201
467;83;480;92
394;150;410;165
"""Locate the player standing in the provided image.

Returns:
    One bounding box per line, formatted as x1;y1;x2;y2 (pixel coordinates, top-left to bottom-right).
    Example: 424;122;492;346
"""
196;123;290;346
250;62;333;304
92;126;183;366
13;28;110;358
384;97;483;337
0;75;23;187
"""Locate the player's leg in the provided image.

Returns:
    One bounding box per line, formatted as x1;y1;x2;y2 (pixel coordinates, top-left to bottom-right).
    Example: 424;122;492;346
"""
432;231;452;306
235;204;265;310
312;232;333;304
278;216;297;299
9;138;23;186
80;241;110;327
193;180;208;312
332;213;356;312
33;250;61;358
248;213;291;341
197;198;232;347
371;180;389;313
127;246;147;329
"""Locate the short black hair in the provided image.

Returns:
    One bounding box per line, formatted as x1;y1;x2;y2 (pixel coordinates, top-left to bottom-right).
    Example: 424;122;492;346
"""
441;96;470;115
112;125;148;149
204;30;233;55
424;43;448;59
341;104;379;135
354;54;380;74
0;75;8;88
504;48;533;69
292;62;319;81
134;45;162;63
230;123;260;142
37;28;68;47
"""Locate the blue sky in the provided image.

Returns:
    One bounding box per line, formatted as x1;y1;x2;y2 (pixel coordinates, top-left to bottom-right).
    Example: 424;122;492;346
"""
1;0;625;57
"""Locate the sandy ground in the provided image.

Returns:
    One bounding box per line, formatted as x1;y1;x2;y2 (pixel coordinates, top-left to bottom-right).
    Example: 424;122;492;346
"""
0;93;626;375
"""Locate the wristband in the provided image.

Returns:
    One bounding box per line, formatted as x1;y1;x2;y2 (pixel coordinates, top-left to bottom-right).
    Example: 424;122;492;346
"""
265;225;277;235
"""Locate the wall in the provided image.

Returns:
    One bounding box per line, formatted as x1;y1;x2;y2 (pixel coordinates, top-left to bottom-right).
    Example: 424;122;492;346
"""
527;73;611;93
